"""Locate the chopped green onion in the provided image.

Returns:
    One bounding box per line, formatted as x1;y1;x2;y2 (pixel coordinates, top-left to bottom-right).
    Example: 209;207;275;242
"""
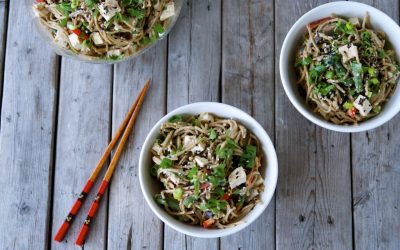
240;144;257;169
160;158;172;169
173;188;183;200
369;78;380;85
343;101;353;110
168;115;183;123
373;105;381;113
325;71;334;79
208;128;217;140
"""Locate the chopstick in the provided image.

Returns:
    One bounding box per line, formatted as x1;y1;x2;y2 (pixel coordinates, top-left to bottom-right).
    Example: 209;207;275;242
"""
75;80;150;246
54;80;150;243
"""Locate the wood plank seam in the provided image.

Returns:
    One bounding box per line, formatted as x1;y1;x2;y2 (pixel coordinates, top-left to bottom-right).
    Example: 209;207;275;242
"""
45;56;62;250
0;0;9;130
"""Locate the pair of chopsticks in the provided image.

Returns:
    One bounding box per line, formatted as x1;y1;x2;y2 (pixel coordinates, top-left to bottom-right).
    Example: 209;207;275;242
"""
54;80;150;246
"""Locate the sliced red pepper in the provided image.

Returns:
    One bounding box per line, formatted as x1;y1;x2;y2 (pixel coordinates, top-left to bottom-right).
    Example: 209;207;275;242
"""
71;29;81;36
200;182;210;190
202;218;215;229
347;107;356;119
307;17;333;30
222;193;230;201
36;0;45;2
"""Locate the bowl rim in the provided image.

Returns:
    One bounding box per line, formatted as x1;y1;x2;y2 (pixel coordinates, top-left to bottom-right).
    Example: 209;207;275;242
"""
138;102;278;238
279;0;400;133
29;0;183;64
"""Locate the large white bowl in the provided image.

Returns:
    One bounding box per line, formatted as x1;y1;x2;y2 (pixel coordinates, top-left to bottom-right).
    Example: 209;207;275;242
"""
139;102;278;238
280;1;400;132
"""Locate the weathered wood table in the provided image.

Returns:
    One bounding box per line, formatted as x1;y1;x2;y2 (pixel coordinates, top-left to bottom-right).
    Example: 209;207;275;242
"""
0;0;399;249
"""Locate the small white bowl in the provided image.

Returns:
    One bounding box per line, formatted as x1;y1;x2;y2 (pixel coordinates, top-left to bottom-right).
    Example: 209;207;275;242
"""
280;1;400;132
139;102;278;238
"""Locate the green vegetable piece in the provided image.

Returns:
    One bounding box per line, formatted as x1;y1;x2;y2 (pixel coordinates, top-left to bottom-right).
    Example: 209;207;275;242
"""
367;67;376;77
71;0;79;9
343;101;353;110
85;0;96;9
208;128;217;140
314;64;327;73
173;188;184;200
168;115;183;123
213;188;225;196
160;158;172;169
59;18;68;27
350;61;363;93
296;56;312;67
345;22;354;33
193;177;200;198
363;47;374;57
154;194;167;206
166;198;180;212
150;165;159;177
240;144;257;169
127;8;145;19
325;71;334;80
56;3;73;15
216;138;237;160
187;166;198;179
183;196;197;208
153;23;165;36
378;49;387;58
369;78;379;85
199;202;208;211
315;83;335;96
373;105;381;113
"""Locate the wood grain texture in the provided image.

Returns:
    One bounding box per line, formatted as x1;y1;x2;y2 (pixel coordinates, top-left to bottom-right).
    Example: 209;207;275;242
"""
51;59;112;249
0;1;8;120
352;1;400;249
275;1;352;249
221;0;275;249
107;40;167;250
164;1;221;249
0;1;58;249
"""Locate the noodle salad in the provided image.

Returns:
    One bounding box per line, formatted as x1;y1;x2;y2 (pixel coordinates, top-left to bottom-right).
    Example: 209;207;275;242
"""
150;113;265;229
32;0;176;60
296;14;400;124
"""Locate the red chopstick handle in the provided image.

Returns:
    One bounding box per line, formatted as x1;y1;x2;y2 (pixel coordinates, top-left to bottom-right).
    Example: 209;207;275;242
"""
54;180;95;242
75;180;109;246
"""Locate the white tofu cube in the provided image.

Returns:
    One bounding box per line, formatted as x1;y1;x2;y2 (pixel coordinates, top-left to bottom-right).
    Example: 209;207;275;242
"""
107;49;121;57
160;2;175;21
54;30;68;48
349;17;360;26
98;0;121;21
183;135;196;148
338;44;358;62
91;32;104;45
68;33;82;50
194;156;208;168
228;167;246;189
199;112;214;122
353;95;372;116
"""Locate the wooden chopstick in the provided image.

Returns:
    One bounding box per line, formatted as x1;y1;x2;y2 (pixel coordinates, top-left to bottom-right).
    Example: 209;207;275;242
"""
75;80;150;246
54;80;150;242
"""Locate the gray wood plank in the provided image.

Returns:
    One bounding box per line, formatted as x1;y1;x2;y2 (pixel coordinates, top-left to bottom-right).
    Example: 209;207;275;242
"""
275;1;352;249
0;1;8;120
107;40;167;250
220;0;275;249
51;59;112;249
164;1;221;249
0;1;58;249
352;1;400;249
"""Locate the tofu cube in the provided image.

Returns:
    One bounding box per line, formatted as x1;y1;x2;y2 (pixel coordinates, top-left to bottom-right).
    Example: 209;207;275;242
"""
54;30;68;48
107;49;121;57
68;33;82;50
228;167;246;189
194;156;208;168
338;44;359;63
91;32;104;45
98;0;121;21
160;2;175;21
353;95;372;116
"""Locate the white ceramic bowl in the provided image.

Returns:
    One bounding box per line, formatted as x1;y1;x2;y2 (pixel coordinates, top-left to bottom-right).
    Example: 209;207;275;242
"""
28;0;182;64
280;1;400;132
139;102;278;238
